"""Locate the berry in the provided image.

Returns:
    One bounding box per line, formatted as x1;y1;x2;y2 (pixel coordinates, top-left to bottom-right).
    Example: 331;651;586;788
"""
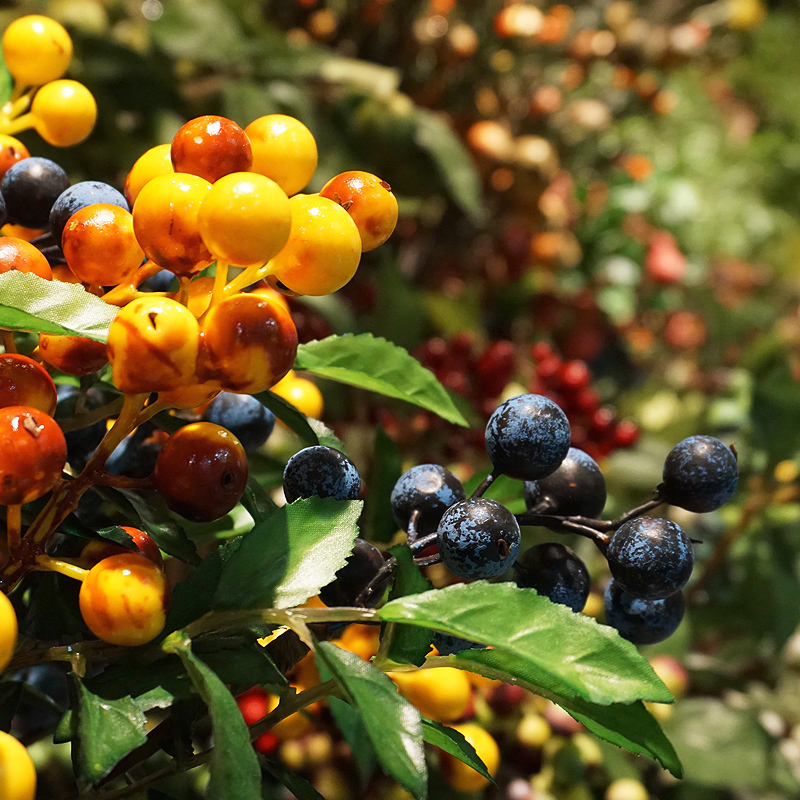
124;144;174;206
2;15;72;86
485;394;571;481
0;591;18;672
439;723;500;792
437;498;521;580
30;79;97;146
105;429;162;479
433;632;484;656
389;668;472;723
139;267;175;293
319;538;392;607
514;543;590;612
170;115;252;184
607;517;694;600
0;353;57;414
80;526;163;567
0;157;70;229
0;236;53;279
39;333;108;376
606;778;650;800
78;553;169;646
390;463;466;537
49;181;129;246
524;447;607;518
153;422;248;522
604;580;685;645
157;381;220;411
0;406;66;505
662;435;738;513
55;384;107;467
283;446;361;504
269;370;324;419
0;730;36;800
0;136;30;182
202;392;276;452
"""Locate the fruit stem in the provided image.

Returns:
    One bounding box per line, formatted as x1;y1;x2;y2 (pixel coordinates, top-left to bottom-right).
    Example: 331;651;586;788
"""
35;554;89;582
0;111;35;136
223;258;276;296
0;88;33;128
58;396;124;434
102;261;165;307
515;511;611;552
1;330;17;353
93;471;154;490
406;508;421;545
6;505;21;554
471;469;500;498
209;261;229;310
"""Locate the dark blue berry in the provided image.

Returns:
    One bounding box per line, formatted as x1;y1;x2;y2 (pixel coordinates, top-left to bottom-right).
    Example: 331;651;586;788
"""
49;181;129;246
607;517;694;600
1;157;70;229
662;435;738;513
604;580;685;645
437;497;520;580
485;394;571;481
0;190;7;229
433;632;485;656
283;446;361;504
140;268;177;293
106;423;161;479
319;537;392;607
524;447;607;518
514;543;590;612
55;384;108;468
202;392;276;452
391;464;466;537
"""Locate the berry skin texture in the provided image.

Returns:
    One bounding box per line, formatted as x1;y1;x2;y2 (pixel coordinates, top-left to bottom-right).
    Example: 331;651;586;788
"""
0;353;57;414
50;181;129;246
607;517;694;600
268;194;362;296
319;538;391;607
0;591;18;672
31;79;97;146
514;542;590;612
202;392;276;452
2;15;72;86
39;334;109;376
124;144;174;206
439;723;500;792
437;498;521;580
485;393;571;481
80;526;163;567
170;115;253;184
78;553;169;646
283;446;361;504
0;406;66;505
662;435;738;513
154;422;248;522
0;730;36;800
391;463;466;537
604;580;685;645
0;157;70;229
0;236;53;279
389;668;472;723
524;446;607;518
107;296;200;394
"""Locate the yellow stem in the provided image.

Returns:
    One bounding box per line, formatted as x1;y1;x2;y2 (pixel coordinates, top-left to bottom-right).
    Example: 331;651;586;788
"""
35;554;89;582
103;261;165;307
210;261;229;308
6;505;21;554
0;87;33;129
175;275;192;307
1;112;36;137
223;259;276;296
1;330;17;354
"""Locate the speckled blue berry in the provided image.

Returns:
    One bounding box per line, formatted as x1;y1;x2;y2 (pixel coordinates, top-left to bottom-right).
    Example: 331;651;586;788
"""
604;580;685;645
524;447;607;518
514;542;590;612
437;497;520;580
391;464;466;537
607;517;694;600
662;435;738;513
485;394;571;481
433;632;485;656
203;392;276;452
49;181;129;245
1;157;70;229
283;445;361;504
319;538;391;608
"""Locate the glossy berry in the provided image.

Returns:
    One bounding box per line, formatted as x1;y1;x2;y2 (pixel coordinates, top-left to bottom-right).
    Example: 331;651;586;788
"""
0;406;66;505
269;370;324;419
235;688;281;754
433;632;484;656
0;157;69;229
0;591;18;672
437;498;521;579
154;422;248;522
0;730;36;800
79;553;169;646
2;15;72;85
604;580;685;645
49;181;129;246
170;115;253;184
80;526;163;567
0;353;57;414
39;333;109;376
0;236;53;279
662;435;738;513
391;463;466;537
31;79;97;146
439;723;500;792
0;135;30;181
202;392;276;452
283;446;361;504
157;381;220;411
124;144;173;206
607;517;694;600
485;394;571;481
389;668;472;723
514;543;590;612
319;538;392;607
524;447;607;518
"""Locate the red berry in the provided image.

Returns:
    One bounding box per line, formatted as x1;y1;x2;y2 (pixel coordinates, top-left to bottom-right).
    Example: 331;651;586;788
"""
558;360;590;391
614;419;640;448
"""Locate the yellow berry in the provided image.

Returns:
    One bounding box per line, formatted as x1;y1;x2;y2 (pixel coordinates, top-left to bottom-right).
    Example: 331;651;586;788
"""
388;667;472;723
2;16;72;86
0;592;18;672
270;371;324;419
31;79;97;146
0;731;36;800
439;723;499;792
125;144;174;206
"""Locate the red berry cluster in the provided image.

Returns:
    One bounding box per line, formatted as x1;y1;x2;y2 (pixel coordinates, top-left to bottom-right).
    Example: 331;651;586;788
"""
529;342;639;460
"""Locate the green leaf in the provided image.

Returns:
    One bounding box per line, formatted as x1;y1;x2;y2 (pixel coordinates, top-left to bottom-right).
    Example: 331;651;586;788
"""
307;417;347;451
0;272;118;343
241;477;278;525
214;497;362;610
76;682;148;783
262;759;326;800
315;642;427;799
0;56;12;107
421;718;493;782
363;425;403;544
328;696;378;784
379;583;672;705
294;335;469;427
167;643;261;800
381;546;434;666
256;390;320;445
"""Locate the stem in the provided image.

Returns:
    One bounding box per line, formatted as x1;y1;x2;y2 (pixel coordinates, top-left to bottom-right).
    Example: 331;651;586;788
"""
58;397;124;433
1;111;35;136
471;469;500;499
102;261;165;306
406;509;421;545
223;259;275;296
92;471;154;490
209;261;229;309
35;554;89;581
6;505;21;554
1;330;17;353
515;511;611;552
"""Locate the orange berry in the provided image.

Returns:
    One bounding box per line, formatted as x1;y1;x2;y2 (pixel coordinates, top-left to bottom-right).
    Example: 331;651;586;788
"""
388;668;472;723
124;144;174;206
38;334;108;376
0;135;30;182
0;237;53;279
0;730;36;800
171;115;252;184
0;353;57;414
157;380;220;411
80;526;163;567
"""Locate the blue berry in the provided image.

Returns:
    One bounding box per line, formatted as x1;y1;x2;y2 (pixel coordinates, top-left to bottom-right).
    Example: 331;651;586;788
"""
49;181;129;245
524;447;607;518
55;384;108;468
485;394;571;481
391;464;466;537
106;423;161;479
283;446;361;504
604;580;685;645
437;498;520;580
1;157;70;229
433;632;485;656
319;537;391;607
662;435;738;513
202;392;276;452
514;543;590;612
607;517;694;600
140;268;176;293
0;190;7;229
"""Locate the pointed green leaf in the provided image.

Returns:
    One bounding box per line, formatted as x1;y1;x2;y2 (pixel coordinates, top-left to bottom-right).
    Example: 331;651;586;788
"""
256;390;319;445
315;642;427;799
379;583;672;705
294;334;470;427
421;718;493;782
214;497;362;610
0;272;118;342
262;760;326;800
328;696;378;783
363;425;403;543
